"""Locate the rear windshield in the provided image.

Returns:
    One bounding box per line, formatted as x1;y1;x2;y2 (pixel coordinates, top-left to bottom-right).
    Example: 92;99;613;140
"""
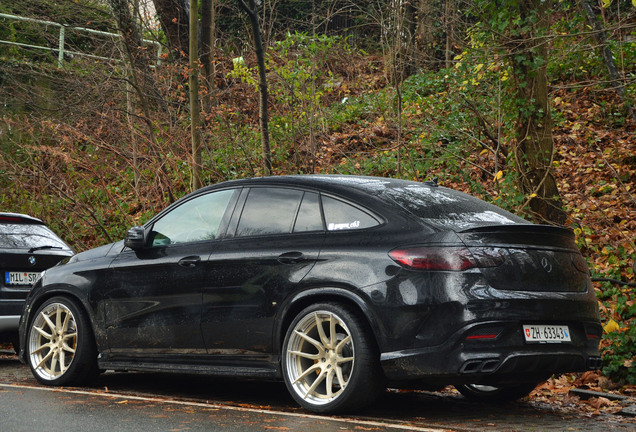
381;184;526;231
0;223;71;250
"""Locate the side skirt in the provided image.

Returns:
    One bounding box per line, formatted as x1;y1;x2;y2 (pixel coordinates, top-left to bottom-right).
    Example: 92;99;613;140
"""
97;359;281;379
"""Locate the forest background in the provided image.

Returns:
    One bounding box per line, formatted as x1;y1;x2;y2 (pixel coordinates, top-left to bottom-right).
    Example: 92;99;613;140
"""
0;0;634;403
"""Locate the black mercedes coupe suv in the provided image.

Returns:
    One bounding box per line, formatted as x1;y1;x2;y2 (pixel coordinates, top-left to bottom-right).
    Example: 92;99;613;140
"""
1;213;73;351
18;176;602;413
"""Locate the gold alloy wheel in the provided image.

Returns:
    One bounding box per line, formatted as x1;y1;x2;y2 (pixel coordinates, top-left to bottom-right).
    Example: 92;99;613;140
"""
285;311;354;406
28;302;78;381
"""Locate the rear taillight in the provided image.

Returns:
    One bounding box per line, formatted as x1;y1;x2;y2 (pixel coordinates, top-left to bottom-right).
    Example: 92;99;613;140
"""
389;247;476;270
389;247;505;271
466;329;503;341
0;216;22;222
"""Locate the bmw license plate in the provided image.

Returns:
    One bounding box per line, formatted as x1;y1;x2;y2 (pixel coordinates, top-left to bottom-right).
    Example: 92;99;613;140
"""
4;271;41;286
523;324;571;343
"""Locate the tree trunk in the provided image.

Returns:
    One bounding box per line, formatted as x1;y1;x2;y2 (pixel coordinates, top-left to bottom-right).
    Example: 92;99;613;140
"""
152;0;190;58
109;0;174;202
511;1;565;225
190;0;202;190
415;0;435;68
238;0;272;176
444;0;455;69
200;0;217;114
579;0;627;102
110;0;167;111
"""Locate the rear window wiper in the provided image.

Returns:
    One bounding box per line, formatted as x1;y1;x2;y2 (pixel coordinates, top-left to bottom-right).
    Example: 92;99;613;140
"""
29;245;63;253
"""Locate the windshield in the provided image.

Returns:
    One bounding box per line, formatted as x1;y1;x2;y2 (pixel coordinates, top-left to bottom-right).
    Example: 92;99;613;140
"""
0;223;71;250
381;184;526;231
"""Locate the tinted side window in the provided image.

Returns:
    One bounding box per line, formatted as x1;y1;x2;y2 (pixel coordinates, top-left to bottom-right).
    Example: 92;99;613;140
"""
293;192;323;233
322;196;379;231
236;188;304;237
150;189;235;246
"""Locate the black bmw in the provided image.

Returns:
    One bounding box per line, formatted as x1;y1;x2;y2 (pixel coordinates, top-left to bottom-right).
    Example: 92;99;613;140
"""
18;175;602;413
1;213;74;351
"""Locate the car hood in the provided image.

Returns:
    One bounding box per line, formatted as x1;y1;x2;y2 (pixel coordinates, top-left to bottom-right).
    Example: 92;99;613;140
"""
66;240;123;264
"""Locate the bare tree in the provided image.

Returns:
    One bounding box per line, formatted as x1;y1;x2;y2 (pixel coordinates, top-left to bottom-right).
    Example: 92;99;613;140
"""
152;0;190;57
444;0;457;68
508;0;566;224
109;0;175;202
190;0;202;190
200;0;218;113
579;0;629;107
346;0;418;175
237;0;272;176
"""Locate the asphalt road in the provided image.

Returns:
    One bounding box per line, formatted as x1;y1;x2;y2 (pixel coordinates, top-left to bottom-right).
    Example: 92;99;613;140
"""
1;349;634;432
3;384;446;432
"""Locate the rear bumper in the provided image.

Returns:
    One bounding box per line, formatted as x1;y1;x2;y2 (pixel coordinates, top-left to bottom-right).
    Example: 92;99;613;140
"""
380;319;602;386
0;315;20;333
0;298;24;336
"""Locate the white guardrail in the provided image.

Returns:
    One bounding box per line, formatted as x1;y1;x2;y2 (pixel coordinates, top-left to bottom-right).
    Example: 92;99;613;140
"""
0;12;162;67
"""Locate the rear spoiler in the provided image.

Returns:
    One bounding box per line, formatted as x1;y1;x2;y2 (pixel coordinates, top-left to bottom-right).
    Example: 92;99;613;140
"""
460;223;574;238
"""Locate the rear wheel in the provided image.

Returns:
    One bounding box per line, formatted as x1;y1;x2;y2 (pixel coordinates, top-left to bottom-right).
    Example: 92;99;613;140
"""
282;302;384;413
456;382;539;402
27;296;98;386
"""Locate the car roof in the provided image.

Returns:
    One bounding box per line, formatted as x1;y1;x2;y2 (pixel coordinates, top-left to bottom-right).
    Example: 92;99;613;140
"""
201;175;431;198
0;212;45;225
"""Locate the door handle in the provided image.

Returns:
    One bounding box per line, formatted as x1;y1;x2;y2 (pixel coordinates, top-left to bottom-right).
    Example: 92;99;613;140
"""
178;256;201;268
278;251;306;264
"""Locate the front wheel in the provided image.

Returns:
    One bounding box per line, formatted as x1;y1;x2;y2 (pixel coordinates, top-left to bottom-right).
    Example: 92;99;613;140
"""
282;302;384;413
27;296;98;386
456;382;539;402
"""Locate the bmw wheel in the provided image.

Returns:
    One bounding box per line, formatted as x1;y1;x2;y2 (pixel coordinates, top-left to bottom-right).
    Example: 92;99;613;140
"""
27;296;98;386
456;383;539;402
282;302;384;413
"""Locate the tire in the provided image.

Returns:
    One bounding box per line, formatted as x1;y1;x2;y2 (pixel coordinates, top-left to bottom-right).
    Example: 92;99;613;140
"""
456;382;539;402
281;302;384;413
26;296;98;386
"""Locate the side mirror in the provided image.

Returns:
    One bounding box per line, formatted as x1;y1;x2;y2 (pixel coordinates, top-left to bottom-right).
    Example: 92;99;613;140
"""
124;226;147;251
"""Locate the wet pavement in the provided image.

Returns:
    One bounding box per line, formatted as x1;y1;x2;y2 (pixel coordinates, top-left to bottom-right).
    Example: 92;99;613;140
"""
2;349;634;432
3;384;448;432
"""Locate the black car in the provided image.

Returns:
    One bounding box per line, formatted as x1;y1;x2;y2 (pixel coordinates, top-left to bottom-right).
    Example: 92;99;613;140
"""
18;175;602;413
1;213;74;351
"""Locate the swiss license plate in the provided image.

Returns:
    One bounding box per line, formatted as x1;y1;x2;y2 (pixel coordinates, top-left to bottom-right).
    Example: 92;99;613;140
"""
4;271;40;286
523;324;571;343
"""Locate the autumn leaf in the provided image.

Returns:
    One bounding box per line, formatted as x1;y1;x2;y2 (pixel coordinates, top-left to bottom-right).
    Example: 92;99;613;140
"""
586;397;614;409
603;319;620;333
